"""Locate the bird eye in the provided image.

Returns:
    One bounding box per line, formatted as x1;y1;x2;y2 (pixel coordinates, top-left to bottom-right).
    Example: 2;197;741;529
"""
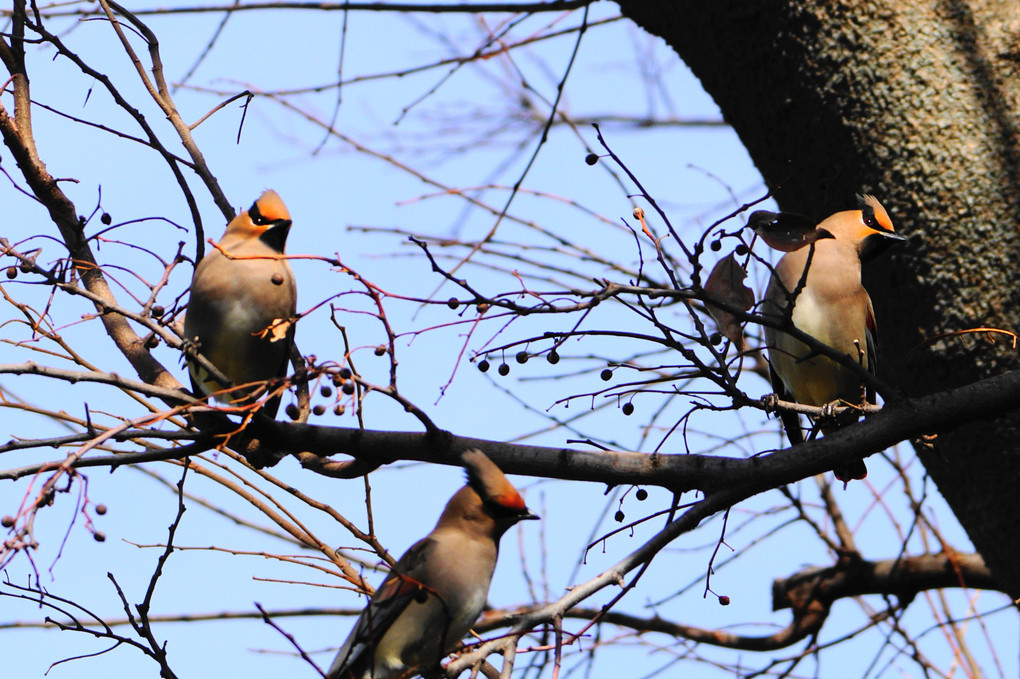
249;201;268;226
863;215;876;228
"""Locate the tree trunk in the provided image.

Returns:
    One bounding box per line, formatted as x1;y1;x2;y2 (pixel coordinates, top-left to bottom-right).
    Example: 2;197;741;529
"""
616;0;1020;596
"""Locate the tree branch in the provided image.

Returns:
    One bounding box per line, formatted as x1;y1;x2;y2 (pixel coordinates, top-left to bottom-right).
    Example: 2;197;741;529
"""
250;367;1020;494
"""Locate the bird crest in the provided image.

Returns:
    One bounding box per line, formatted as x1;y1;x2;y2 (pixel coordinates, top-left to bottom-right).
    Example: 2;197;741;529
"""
855;194;896;234
461;449;528;513
223;189;293;249
249;189;290;225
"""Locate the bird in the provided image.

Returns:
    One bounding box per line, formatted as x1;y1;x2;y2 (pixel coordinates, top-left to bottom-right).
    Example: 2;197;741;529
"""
762;194;905;483
183;189;297;418
326;449;539;679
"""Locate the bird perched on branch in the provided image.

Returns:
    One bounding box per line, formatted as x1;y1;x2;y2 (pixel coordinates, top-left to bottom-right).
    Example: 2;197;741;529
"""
761;194;905;483
327;449;538;679
184;189;297;417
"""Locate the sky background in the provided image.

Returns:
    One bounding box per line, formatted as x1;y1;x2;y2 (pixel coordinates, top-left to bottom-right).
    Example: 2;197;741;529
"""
1;3;1014;678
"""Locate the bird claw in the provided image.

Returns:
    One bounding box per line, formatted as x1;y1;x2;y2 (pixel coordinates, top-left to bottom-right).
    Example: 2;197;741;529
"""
180;336;199;359
817;399;852;427
762;393;780;414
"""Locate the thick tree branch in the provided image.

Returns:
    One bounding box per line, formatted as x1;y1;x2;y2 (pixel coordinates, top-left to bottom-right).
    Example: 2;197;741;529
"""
474;549;994;653
12;366;1020;493
251;367;1020;494
772;552;995;611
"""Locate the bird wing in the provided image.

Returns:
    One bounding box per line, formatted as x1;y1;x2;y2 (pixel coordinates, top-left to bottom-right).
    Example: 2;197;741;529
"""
864;297;878;405
768;361;805;445
328;537;436;678
763;263;807;447
259;315;294;419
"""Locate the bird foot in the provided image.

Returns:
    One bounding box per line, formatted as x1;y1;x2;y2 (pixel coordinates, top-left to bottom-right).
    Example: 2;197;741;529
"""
816;399;853;427
179;336;201;362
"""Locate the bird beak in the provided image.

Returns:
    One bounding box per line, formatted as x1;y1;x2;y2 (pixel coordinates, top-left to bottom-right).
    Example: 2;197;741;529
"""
521;510;540;521
861;228;906;260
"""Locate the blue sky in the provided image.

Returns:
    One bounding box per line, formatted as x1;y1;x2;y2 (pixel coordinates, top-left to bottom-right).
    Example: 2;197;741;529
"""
1;3;1014;678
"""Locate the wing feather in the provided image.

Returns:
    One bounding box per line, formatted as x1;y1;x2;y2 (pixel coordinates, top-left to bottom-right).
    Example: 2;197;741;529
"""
328;538;435;678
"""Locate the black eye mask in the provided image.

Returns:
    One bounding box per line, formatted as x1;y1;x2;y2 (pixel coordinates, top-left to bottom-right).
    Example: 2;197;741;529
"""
249;200;268;226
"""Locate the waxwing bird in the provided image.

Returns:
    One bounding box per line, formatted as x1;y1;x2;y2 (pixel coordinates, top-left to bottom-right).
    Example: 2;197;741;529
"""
327;449;538;679
762;194;905;483
184;190;297;418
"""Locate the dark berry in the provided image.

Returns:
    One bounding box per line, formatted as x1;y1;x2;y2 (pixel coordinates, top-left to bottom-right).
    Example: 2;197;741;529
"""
1;515;13;528
374;346;387;356
477;359;490;373
710;240;721;252
145;335;159;349
286;404;300;420
6;267;16;279
622;402;635;416
614;510;625;523
320;386;333;398
312;404;326;416
600;368;613;381
718;595;731;606
735;244;749;256
93;531;106;542
546;350;560;365
585;153;599;166
101;212;112;225
635;489;648;501
150;305;165;318
498;363;510;376
95;504;108;515
342;382;355;395
333;404;346;416
515;351;529;364
339;368;352;379
447;298;459;309
709;332;722;345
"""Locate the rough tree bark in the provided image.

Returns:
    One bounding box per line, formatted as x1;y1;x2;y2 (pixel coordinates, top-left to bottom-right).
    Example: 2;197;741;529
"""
615;0;1020;597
